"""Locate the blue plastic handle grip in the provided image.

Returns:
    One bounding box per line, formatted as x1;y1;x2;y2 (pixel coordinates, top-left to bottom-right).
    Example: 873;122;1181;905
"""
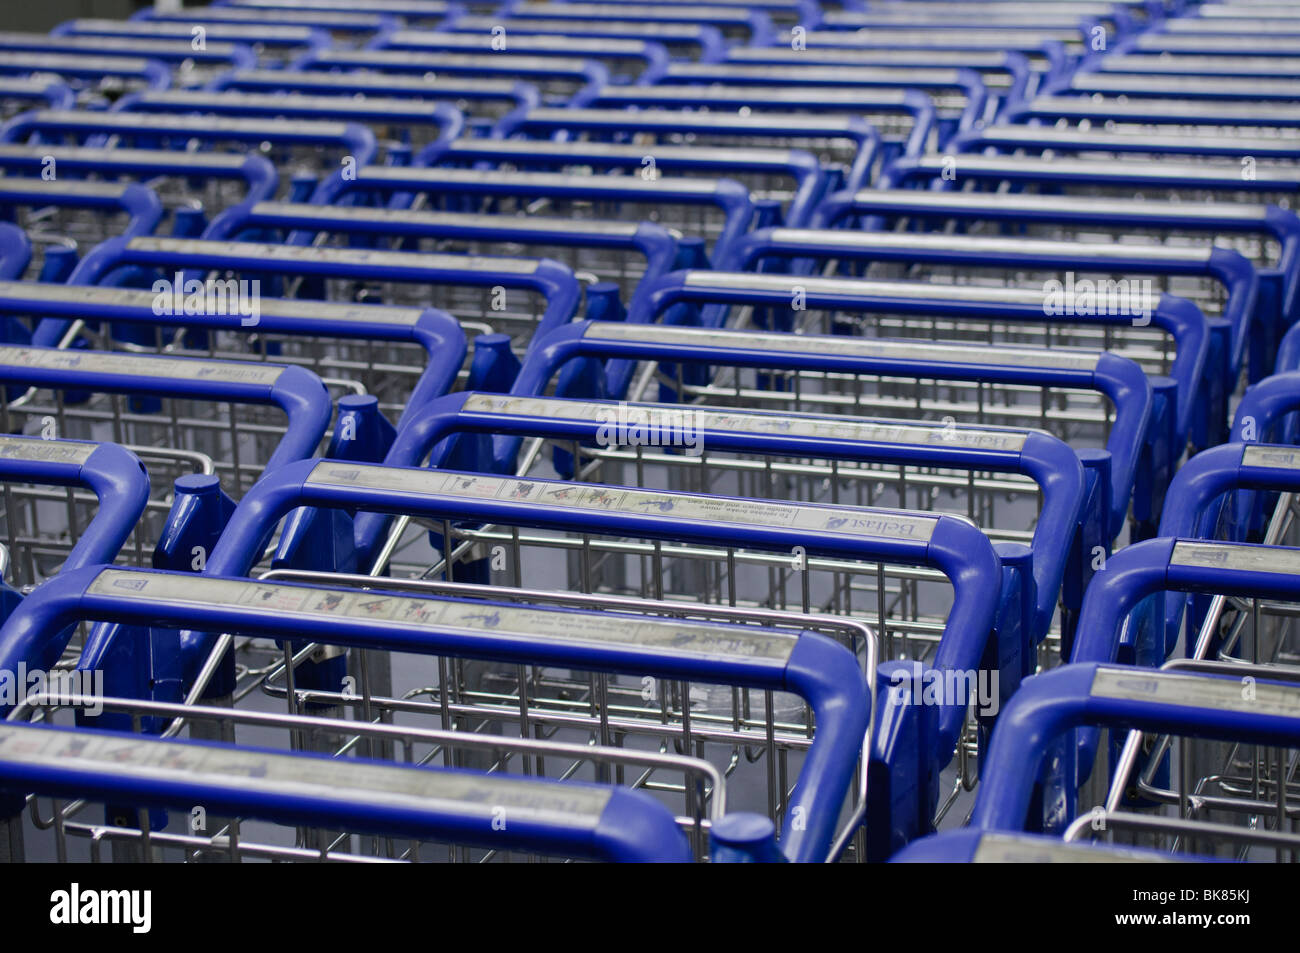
0;437;148;571
292;47;611;90
4;281;465;432
0;720;691;862
420;137;824;228
216;0;461;27
0;179;164;241
0;56;168;91
1232;372;1300;444
378;390;1084;645
0;109;380;169
52;17;333;51
969;662;1300;833
138;6;400;34
204;199;679;299
443;14;728;61
0;346;331;475
65;235;580;361
0;78;76;111
0;146;278;205
890;828;1185;863
0;32;258;67
0;223;30;280
202;458;994;767
4;564;869;863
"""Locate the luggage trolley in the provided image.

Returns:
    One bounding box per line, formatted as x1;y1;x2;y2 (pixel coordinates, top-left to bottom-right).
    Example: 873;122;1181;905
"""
0;280;466;438
0;179;165;283
0;54;170;105
0;564;871;862
0;146;278;238
0;435;149;605
0;79;75;121
642;64;988;149
62;235;581;394
202;196;680;331
294;164;748;297
0;32;258;90
440;16;727;64
112;90;464;167
172;458;990;858
203;68;542;134
495;108;879;218
286;50;606;111
724;226;1246;478
0;110;380;203
504;316;1155;657
573;84;942;169
815;189;1300;399
426;137;824;230
50;19;332;70
368;31;671;86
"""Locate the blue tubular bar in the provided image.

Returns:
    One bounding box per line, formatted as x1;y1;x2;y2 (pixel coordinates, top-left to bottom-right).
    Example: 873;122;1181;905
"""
215;0;461;29
968;663;1300;834
368;390;1084;647
307;166;747;267
482;3;775;47
0;179;165;241
890;828;1178;863
0;345;332;475
0;110;380;169
0;145;278;205
288;49;610;102
0;223;30;280
203;200;679;303
953;122;1300;162
582;85;939;159
652;64;988;139
814;189;1300;384
0;53;169;91
64;235;580;360
422;138;823;229
0;78;75;112
112;90;464;160
0;31;258;69
580;275;1154;540
3;281;464;432
0;719;691;863
494;108;881;198
442;15;727;62
202;70;540;123
52;16;331;53
5;564;870;863
135;4;398;36
0;436;148;572
369;31;671;85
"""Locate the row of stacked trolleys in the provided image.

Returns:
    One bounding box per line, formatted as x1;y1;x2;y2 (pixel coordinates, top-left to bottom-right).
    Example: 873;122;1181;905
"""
0;0;1295;864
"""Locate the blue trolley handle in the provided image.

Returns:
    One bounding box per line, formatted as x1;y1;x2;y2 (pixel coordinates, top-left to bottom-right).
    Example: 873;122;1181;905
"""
11;564;869;863
51;17;334;53
310;165;753;266
6;282;465;432
890;828;1183;863
204;200;679;298
0;146;279;205
0;179;164;241
969;662;1300;834
0;78;75;111
952;123;1300;161
0;34;258;69
726;227;1212;447
0;55;169;92
0;436;148;571
445;15;728;62
66;236;581;357
0;346;331;474
495;108;881;198
0;223;30;281
0;109;380;168
200;459;995;773
0;719;691;862
420;138;824;229
605;275;1154;539
1232;371;1300;443
374;391;1084;646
